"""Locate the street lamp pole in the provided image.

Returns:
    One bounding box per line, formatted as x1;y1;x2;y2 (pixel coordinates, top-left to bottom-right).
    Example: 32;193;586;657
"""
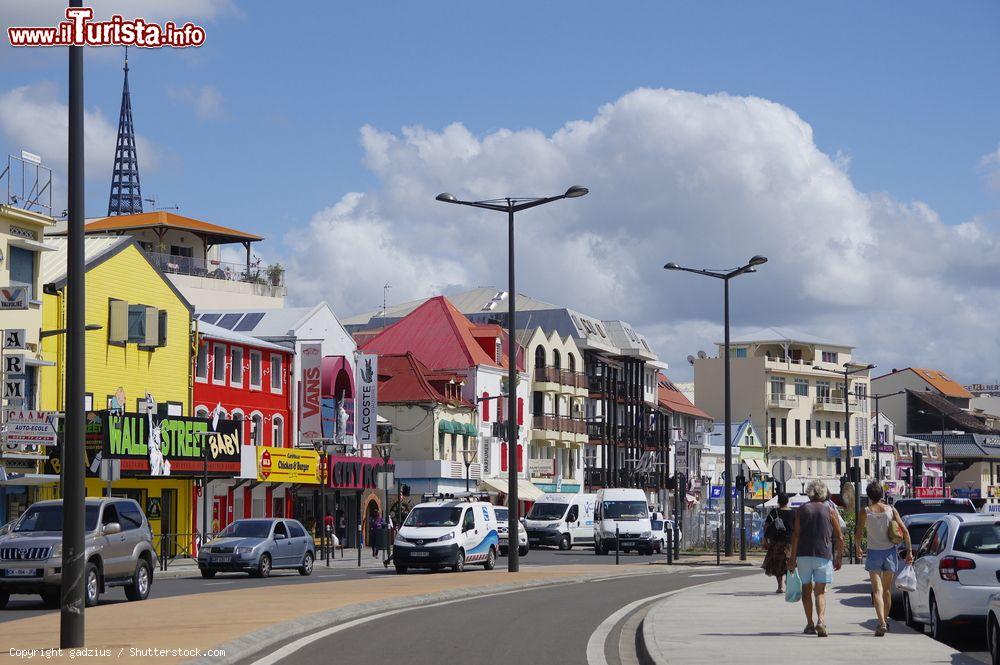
664;255;768;557
462;444;478;493
372;440;396;566
61;0;86;646
871;391;904;485
437;185;588;573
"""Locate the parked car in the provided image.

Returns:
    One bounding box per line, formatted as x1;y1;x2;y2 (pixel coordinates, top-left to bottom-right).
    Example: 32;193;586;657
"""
197;518;315;578
903;513;1000;641
493;506;528;557
893;498;977;518
0;498;156;608
523;493;596;549
392;495;499;573
986;593;1000;665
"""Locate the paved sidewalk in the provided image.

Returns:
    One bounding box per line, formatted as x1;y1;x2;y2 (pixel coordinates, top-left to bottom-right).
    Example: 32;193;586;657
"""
154;550;387;579
641;564;980;665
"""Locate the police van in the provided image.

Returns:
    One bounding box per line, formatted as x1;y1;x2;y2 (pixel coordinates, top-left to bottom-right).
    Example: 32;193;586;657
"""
523;493;596;549
392;493;499;574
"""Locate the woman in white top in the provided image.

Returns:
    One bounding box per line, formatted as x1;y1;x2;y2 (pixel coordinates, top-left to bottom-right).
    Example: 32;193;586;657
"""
854;482;913;636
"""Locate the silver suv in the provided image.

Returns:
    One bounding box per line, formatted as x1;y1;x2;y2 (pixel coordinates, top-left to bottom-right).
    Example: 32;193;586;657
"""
0;498;157;608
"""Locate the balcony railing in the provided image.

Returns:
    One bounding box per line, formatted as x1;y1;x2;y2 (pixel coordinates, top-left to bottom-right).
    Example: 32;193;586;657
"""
533;415;586;434
815;396;862;412
764;356;814;368
767;394;800;409
144;251;286;288
534;365;588;389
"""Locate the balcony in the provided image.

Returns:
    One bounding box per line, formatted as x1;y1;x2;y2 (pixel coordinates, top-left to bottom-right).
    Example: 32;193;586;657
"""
534;365;588;389
394;460;482;481
815;396;862;412
532;415;586;435
764;356;815;370
767;394;800;409
145;251;285;288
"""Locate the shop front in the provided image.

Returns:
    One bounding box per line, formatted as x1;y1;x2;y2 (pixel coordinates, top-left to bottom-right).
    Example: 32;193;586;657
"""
235;445;321;532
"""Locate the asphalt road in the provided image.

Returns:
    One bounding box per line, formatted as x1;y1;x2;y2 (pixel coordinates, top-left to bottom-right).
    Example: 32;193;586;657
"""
0;546;677;623
244;568;754;665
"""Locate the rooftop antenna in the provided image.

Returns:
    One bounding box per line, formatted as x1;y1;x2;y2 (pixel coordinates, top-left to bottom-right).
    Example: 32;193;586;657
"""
382;283;392;329
142;195;179;211
107;45;143;216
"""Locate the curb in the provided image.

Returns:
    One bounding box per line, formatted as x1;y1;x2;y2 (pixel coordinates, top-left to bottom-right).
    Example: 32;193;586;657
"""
187;567;669;665
636;616;655;665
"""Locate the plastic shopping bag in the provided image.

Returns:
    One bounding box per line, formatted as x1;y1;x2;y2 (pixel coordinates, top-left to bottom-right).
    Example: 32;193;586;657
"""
896;564;917;593
785;569;803;603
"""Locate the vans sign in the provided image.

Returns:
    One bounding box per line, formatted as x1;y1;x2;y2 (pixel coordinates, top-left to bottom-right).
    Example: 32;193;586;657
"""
355;353;378;446
299;342;323;442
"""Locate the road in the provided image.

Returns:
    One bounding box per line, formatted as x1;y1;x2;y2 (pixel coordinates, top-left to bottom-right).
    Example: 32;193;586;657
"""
240;567;754;665
0;546;678;623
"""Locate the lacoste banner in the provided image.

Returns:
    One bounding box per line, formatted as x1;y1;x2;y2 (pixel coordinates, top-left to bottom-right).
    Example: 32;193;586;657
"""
355;353;378;446
299;342;323;442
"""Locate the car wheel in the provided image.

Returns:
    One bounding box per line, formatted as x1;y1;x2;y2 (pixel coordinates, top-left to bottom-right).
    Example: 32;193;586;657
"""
40;590;60;608
452;549;465;573
84;562;100;607
299;552;314;576
254;553;272;579
903;593;923;631
124;560;152;602
930;595;952;642
200;569;216;579
989;616;1000;665
395;565;407;575
0;592;9;609
558;534;571;551
519;545;528;557
483;546;497;570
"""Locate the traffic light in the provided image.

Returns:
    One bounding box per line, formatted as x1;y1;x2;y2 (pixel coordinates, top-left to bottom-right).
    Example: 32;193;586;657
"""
913;451;923;486
902;468;911;486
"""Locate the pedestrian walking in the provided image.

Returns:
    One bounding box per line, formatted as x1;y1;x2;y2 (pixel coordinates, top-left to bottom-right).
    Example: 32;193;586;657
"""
762;493;795;593
854;482;912;636
336;507;347;549
369;508;383;558
788;480;845;637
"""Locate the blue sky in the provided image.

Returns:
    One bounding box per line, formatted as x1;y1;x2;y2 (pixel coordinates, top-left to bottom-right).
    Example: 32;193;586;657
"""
2;1;1000;380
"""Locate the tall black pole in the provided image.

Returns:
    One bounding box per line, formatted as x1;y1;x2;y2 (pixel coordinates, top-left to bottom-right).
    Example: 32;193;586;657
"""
320;451;327;565
62;0;86;645
874;395;880;483
507;205;519;573
203;441;209;547
723;277;733;557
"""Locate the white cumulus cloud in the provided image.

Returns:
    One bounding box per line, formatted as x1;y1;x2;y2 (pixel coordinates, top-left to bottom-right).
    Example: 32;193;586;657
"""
167;84;224;120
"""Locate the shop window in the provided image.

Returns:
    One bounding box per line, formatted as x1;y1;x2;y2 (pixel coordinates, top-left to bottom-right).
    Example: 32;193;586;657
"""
272;415;284;447
270;354;283;393
212;343;227;384
251;413;264;446
196;342;209;381
231;346;243;387
250;351;262;389
8;246;36;298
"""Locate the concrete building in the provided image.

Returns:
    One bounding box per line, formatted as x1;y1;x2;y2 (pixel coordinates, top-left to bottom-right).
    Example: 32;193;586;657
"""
694;327;872;495
873;368;975;434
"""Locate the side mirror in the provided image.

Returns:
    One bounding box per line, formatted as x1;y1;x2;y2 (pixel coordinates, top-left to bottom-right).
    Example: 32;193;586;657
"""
274;532;287;540
102;522;122;536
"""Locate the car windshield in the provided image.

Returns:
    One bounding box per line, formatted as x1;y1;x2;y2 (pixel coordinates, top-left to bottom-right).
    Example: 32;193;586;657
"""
906;523;934;547
651;520;663;530
894;499;975;517
404;507;463;528
219;520;272;539
14;505;100;532
494;508;508;521
602;501;647;520
954;523;1000;555
526;503;566;520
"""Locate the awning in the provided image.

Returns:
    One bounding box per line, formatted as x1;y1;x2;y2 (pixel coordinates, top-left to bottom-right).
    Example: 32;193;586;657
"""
439;420;455;433
744;459;768;474
479;476;508;494
517;480;543;501
24;357;56;367
463;423;478;436
8;238;55;252
0;473;59;486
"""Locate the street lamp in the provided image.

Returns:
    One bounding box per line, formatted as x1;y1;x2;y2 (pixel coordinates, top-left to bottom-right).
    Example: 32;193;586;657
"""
437;185;588;573
871;391;905;486
372;439;396;566
462;441;479;493
663;255;767;557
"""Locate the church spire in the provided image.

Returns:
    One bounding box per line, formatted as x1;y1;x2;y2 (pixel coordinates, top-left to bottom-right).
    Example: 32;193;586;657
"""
107;46;143;216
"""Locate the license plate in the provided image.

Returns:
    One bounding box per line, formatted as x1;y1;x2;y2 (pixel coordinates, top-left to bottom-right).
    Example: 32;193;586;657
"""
5;568;36;577
209;555;229;563
621;541;635;547
410;551;429;557
529;538;540;542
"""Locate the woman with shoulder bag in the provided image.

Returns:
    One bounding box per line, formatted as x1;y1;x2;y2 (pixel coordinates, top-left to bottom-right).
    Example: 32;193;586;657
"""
854;482;913;636
762;493;795;593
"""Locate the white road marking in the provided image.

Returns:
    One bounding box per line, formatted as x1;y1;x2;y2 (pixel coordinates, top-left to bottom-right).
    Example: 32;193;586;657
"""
690;572;727;577
250;570;657;665
585;577;733;665
205;581;233;586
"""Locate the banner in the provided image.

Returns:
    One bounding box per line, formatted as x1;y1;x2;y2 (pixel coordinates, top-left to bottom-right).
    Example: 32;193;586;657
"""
299;342;323;442
257;446;321;484
355;353;378;446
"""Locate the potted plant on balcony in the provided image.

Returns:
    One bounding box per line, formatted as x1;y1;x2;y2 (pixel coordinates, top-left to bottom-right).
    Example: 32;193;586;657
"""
266;262;284;286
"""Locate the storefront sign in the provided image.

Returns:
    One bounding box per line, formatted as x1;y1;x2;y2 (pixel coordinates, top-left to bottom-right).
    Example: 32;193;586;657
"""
953;488;982;499
826;446;842;458
0;287;29;310
674;442;689;472
870;443;894;453
989;486;1000;499
914;486;951;498
2;410;57;447
528;458;555;478
299;343;323;442
355;353;378;446
328;455;392;490
257;446;321;484
102;411;242;476
3;329;27;350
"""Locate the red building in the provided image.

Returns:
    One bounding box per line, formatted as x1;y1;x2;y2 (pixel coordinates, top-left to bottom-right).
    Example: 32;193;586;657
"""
193;321;294;532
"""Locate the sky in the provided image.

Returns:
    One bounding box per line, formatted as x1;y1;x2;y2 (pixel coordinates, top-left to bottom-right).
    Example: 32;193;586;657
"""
1;1;999;383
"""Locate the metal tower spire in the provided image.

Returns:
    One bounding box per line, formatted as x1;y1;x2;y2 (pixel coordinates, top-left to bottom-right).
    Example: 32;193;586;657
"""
107;46;142;215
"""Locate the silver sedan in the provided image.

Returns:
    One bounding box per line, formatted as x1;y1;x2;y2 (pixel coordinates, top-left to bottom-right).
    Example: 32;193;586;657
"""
197;518;315;578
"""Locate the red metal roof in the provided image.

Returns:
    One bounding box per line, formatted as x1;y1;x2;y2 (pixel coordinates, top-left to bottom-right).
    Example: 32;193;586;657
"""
360;296;503;370
378;353;471;405
658;377;713;420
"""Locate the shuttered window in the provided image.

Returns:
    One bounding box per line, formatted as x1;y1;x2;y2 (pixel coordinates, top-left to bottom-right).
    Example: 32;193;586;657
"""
108;299;128;344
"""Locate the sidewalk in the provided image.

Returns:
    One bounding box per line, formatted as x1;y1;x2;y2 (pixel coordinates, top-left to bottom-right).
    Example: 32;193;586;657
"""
154;549;387;579
641;563;981;665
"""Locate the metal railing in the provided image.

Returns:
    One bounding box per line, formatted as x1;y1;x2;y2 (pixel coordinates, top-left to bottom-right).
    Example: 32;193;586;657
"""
156;532;200;571
144;251;286;287
815;396;861;412
767;394;800;409
532;415;586;434
534;365;588;388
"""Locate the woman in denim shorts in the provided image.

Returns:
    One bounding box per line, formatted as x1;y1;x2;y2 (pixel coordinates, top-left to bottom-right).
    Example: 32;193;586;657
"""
855;482;913;636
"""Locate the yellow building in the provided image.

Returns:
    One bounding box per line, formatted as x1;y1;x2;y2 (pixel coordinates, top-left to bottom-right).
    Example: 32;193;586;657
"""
38;236;195;547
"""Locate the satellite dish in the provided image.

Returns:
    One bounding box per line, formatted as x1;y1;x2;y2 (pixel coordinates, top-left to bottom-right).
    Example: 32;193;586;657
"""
686;355;695;365
697;350;708;359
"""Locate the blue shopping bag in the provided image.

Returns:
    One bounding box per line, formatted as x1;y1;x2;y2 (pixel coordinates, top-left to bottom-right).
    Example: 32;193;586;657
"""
785;569;802;603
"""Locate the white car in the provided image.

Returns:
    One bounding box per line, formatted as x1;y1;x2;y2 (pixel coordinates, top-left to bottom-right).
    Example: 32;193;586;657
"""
986;593;1000;665
650;517;682;553
392;494;500;574
493;506;528;557
903;513;1000;641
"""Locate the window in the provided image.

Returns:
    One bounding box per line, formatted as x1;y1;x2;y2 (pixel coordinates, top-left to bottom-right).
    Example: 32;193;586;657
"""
816;381;831;401
553;349;561;369
101;504;119;526
9;246;36;298
462;509;475;532
117;502;143;531
794;420;801;446
822;351;838;364
438;432;446;460
230;410;244;441
212;343;227;384
806;420;812;446
195;406;209;418
781;418;787;445
230;346;244;387
517;397;524;425
835;457;842;475
769;377;785;396
288;521;306;538
835;422;841;439
731;347;748;358
272;415;284;447
815;420;821;437
250;351;262;389
251;412;263;445
273;521;288;538
569;354;576;373
127;305;147;343
794;380;809;397
770;418;776;445
825;421;831;438
195;342;209;381
270;354;283;393
534;345;546;369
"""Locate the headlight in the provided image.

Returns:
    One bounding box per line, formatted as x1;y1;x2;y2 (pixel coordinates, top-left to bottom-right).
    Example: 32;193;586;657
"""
393;536;408;546
437;532;455;542
544;523;561;531
236;546;255;555
48;543;62;559
640;531;651;539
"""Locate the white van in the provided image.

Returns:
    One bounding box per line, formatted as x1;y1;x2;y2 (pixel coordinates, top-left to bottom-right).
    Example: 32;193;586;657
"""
392;493;499;574
593;488;653;555
524;493;596;550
